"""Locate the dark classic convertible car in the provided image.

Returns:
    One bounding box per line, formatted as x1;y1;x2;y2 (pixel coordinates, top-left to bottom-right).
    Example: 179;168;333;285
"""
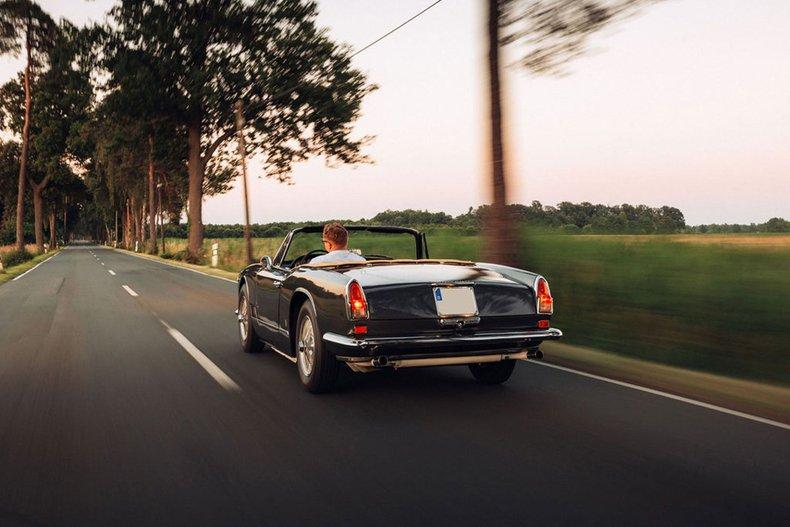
237;226;562;392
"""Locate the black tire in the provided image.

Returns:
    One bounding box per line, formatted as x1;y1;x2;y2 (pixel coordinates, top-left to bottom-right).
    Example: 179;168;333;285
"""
239;287;265;354
469;359;516;384
295;301;338;393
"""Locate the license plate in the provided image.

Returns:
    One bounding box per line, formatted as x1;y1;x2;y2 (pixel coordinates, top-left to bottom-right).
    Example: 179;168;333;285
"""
433;286;478;317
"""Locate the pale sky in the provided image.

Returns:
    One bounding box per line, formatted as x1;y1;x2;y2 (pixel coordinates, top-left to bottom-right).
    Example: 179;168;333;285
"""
1;0;788;225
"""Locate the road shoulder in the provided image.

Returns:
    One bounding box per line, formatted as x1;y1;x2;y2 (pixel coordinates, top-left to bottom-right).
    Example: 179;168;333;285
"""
542;341;790;424
112;247;238;282
0;250;60;286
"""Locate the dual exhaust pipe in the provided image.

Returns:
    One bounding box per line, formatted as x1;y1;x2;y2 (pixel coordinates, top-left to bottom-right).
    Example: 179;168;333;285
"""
369;348;543;369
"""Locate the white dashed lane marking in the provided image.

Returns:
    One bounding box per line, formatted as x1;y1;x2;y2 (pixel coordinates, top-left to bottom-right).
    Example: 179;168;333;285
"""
157;317;241;392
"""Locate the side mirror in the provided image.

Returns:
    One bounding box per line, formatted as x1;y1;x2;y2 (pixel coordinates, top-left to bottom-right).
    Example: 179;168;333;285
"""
260;255;273;270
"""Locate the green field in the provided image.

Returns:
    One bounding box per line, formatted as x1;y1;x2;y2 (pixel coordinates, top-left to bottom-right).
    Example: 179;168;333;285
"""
165;231;790;385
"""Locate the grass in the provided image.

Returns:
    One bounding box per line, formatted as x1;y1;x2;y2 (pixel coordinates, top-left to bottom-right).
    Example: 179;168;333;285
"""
152;231;789;385
523;234;790;385
0;248;59;286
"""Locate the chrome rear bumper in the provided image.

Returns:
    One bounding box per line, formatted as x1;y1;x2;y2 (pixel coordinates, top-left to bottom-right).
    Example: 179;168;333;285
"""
324;328;562;349
326;328;561;372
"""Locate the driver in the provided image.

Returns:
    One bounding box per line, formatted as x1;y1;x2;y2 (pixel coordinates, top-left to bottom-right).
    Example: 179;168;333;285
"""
310;222;366;264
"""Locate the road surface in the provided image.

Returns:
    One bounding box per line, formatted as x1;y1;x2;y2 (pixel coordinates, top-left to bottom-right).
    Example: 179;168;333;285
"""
0;247;787;526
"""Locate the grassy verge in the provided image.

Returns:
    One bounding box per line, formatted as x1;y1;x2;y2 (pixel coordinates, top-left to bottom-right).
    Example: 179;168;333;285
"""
542;341;790;423
524;234;790;385
0;250;60;286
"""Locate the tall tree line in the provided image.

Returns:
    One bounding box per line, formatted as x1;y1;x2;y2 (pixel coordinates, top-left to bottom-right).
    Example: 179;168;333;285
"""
2;0;374;259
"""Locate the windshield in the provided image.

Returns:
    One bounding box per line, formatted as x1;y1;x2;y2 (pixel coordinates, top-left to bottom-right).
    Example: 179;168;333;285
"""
280;230;421;268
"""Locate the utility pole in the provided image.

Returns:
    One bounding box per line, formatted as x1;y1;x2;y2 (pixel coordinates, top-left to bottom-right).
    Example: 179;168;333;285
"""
234;100;254;265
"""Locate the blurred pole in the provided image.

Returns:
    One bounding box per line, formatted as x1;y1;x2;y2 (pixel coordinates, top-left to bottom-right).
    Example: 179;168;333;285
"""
485;0;517;266
234;100;254;265
114;208;118;247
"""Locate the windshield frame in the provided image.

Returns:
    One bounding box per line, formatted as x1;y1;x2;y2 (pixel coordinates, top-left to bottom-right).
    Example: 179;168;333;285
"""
273;225;428;268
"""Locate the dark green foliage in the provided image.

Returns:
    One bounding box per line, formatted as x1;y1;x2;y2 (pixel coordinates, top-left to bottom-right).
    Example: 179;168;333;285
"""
162;201;689;238
0;248;33;267
691;218;789;234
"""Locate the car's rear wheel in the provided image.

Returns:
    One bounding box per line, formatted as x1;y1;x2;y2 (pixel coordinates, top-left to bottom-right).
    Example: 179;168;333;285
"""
469;359;516;384
295;302;338;393
239;287;265;353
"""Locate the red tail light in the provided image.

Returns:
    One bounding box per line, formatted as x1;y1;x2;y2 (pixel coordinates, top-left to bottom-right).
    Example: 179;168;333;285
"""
347;280;368;320
536;277;553;314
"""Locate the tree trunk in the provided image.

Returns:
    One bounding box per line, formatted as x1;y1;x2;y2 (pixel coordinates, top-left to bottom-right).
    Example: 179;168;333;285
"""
32;185;44;253
140;201;147;245
132;196;142;250
124;200;132;249
49;208;56;249
484;0;518;266
63;197;68;243
147;134;157;253
187;122;204;261
15;22;32;252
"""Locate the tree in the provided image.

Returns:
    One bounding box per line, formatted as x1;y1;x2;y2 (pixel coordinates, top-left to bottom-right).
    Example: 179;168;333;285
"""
0;140;20;242
99;30;185;253
0;0;57;251
484;0;659;265
109;0;374;261
1;20;93;252
765;217;789;233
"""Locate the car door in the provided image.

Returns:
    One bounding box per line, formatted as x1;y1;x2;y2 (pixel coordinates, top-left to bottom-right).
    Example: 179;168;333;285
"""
251;265;287;345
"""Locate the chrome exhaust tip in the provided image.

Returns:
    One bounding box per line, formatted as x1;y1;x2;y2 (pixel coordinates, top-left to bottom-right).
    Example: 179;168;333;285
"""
527;348;543;360
372;356;389;367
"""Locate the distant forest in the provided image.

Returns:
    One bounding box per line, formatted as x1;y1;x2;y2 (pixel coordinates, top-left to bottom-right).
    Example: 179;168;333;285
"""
158;201;788;239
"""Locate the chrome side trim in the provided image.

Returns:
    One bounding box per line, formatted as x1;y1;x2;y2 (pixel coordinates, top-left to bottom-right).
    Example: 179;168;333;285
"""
343;350;529;373
270;345;297;363
323;328;562;348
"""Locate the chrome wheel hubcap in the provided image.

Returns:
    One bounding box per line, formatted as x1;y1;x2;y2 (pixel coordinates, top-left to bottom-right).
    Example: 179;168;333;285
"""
297;316;316;377
239;295;249;341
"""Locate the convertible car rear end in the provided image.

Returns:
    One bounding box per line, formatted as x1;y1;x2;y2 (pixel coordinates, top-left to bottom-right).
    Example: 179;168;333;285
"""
321;262;562;371
237;226;562;392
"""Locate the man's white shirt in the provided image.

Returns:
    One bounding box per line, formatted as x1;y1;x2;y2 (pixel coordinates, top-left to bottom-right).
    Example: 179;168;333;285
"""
310;250;367;265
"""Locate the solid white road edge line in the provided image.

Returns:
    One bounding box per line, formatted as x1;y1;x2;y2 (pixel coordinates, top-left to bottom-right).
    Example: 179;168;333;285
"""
117;249;236;283
11;253;56;281
157;318;241;392
527;360;789;431
122;285;138;297
108;270;116;276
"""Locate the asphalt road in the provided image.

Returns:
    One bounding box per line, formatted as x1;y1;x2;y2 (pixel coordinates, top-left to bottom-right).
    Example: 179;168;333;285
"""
0;246;787;526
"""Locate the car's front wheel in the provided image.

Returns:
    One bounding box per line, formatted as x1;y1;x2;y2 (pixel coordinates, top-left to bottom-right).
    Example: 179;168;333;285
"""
239;287;265;353
469;359;516;384
295;302;338;393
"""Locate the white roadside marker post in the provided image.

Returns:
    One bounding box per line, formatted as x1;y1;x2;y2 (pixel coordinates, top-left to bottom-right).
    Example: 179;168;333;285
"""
211;243;219;268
